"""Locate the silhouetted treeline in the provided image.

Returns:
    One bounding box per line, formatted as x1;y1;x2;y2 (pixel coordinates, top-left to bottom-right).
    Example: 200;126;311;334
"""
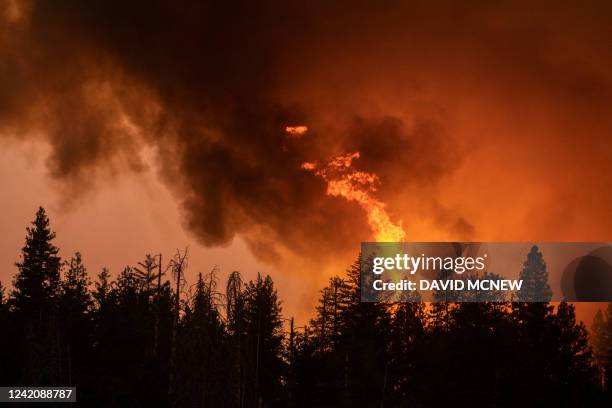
0;208;611;407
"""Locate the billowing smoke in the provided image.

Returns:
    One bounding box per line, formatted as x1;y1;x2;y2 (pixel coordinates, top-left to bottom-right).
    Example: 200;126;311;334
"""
2;0;612;268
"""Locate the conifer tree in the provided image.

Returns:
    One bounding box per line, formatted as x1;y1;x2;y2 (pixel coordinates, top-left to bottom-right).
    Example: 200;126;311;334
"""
12;207;61;313
311;276;344;352
134;254;160;297
510;246;556;404
226;270;247;407
92;267;112;310
11;207;62;384
511;245;554;393
175;271;226;407
243;273;285;406
336;256;392;407
518;245;552;302
419;300;514;407
553;302;595;378
386;301;425;405
546;302;599;404
58;252;93;385
61;252;92;315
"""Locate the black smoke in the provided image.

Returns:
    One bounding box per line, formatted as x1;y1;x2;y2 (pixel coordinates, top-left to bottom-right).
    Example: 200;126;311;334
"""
3;1;611;264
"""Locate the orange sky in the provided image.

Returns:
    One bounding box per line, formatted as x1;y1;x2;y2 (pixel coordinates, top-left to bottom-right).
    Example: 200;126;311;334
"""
0;139;326;321
1;1;611;324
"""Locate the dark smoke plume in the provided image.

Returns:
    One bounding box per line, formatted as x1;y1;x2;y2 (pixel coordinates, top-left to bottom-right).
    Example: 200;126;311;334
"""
2;0;612;264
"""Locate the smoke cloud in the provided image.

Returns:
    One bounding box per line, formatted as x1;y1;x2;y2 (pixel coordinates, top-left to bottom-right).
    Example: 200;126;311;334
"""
2;0;612;268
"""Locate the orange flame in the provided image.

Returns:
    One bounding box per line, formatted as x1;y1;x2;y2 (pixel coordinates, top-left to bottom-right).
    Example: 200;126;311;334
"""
285;125;308;137
303;152;406;242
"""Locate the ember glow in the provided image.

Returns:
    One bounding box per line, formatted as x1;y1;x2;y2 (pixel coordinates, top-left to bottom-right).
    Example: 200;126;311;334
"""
302;152;406;242
284;126;308;137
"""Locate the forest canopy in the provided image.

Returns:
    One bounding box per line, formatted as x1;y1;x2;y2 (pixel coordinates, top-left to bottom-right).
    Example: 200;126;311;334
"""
0;207;611;407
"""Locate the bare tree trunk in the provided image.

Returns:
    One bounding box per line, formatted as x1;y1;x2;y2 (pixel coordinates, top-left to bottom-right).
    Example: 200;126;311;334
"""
168;249;187;405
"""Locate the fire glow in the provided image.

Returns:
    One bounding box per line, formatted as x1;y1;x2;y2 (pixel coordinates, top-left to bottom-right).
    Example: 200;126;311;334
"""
301;152;406;242
284;125;308;137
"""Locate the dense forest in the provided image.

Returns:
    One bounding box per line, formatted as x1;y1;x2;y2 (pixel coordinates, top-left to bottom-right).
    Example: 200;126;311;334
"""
1;207;611;407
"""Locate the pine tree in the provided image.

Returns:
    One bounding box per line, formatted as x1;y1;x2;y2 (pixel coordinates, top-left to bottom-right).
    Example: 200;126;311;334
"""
420;301;514;407
12;207;61;313
61;253;92;313
386;301;425;405
243;273;285;407
87;262;174;406
336;256;392;407
548;302;598;404
58;252;93;385
311;276;344;353
175;271;226;407
11;207;62;384
510;246;555;405
92;267;112;310
518;245;552;302
226;270;247;407
134;254;160;297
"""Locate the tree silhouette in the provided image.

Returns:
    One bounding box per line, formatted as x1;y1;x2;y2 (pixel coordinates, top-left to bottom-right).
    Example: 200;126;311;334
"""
386;301;425;406
550;302;597;402
593;303;612;394
242;273;285;407
58;252;93;387
311;276;344;353
174;271;226;407
290;256;393;407
0;208;607;406
11;207;62;384
12;207;61;312
134;254;160;297
225;270;247;407
518;245;552;302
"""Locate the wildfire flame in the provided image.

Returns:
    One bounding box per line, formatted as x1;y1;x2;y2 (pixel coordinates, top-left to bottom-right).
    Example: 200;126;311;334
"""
302;152;406;242
285;125;308;137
